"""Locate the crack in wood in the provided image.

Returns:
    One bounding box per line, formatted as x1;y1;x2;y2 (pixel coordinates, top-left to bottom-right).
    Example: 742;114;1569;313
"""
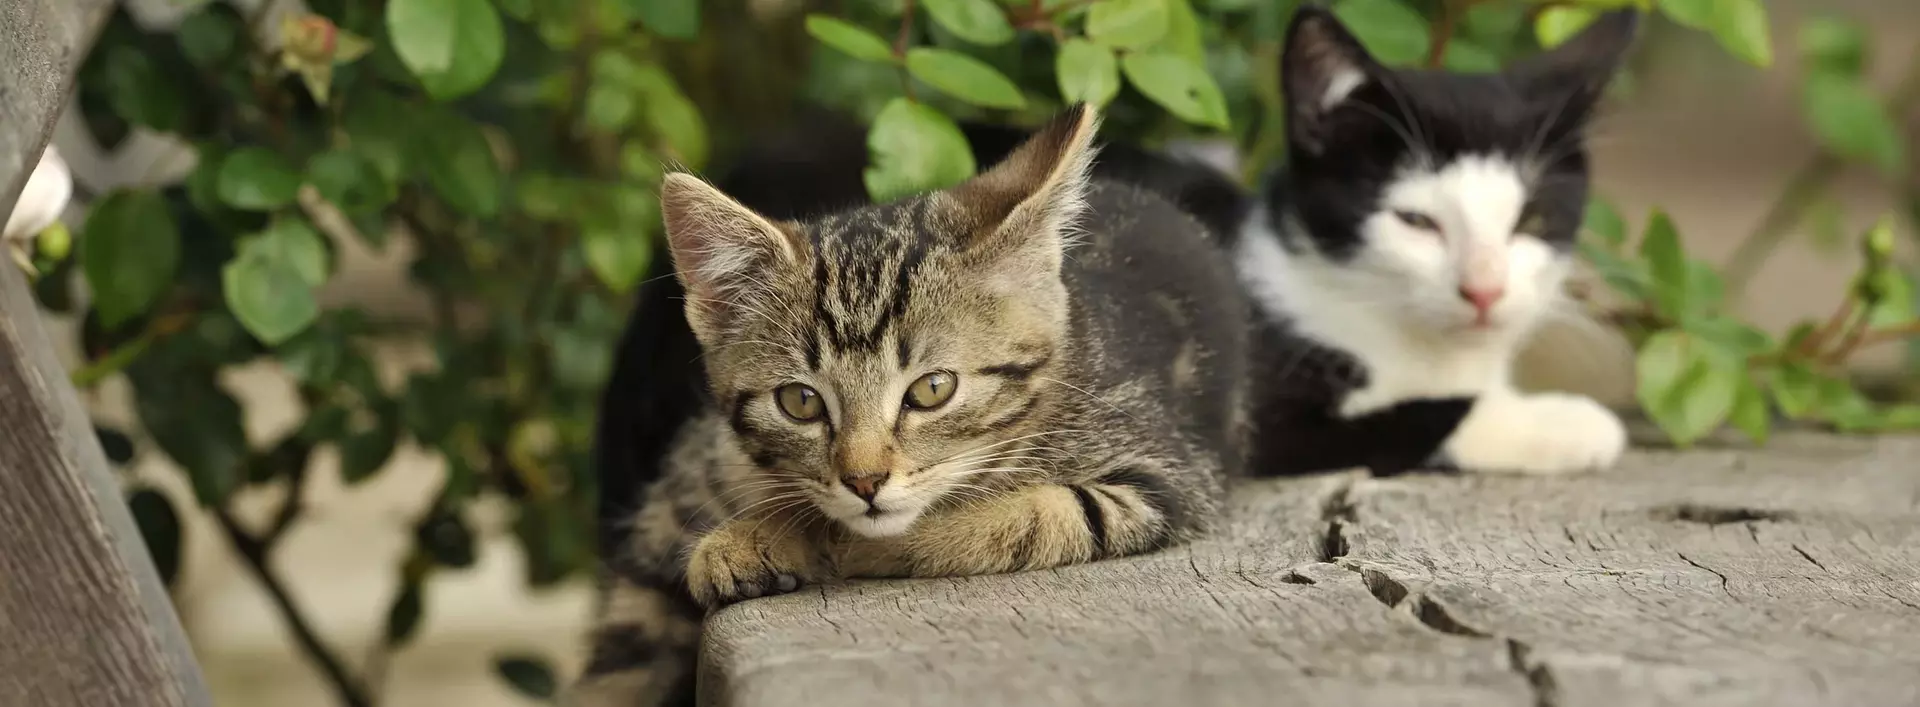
1317;480;1355;562
1506;639;1557;707
1652;503;1794;526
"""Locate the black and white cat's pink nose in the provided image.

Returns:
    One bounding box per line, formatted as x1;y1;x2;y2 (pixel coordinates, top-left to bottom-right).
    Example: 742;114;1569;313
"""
1458;284;1505;317
842;472;889;503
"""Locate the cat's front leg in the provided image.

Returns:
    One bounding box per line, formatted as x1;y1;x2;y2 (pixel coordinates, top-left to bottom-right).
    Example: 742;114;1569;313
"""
854;467;1193;577
1440;390;1627;474
685;508;832;608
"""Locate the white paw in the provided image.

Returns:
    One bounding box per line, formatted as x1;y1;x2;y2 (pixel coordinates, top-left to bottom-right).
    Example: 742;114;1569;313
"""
1443;392;1626;474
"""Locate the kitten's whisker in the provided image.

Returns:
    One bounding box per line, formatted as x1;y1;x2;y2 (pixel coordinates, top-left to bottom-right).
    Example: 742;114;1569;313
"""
1035;377;1143;423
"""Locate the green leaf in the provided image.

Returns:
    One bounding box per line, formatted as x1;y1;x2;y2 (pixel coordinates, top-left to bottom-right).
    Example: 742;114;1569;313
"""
1638;210;1688;317
1441;39;1501;73
1875;404;1920;431
307;149;394;215
344;92;413;185
128;365;247;507
94;46;188;133
97;426;137;465
418;511;479;568
1710;0;1771;67
384;582;425;647
495;0;534;20
1535;6;1597;49
1635;331;1740;447
1584;197;1628;247
1086;0;1169;50
1578;242;1651;301
1799;16;1868;77
127;487;182;587
1656;0;1714;29
1686;316;1772;358
584;224;655;293
1801;72;1906;177
413;108;502;216
583;82;638;131
922;0;1016;46
1728;373;1770;444
1121;51;1230;129
1056;39;1121;107
1861;268;1916;328
630;0;700;39
387;0;506;99
630;65;710;169
1331;0;1431;66
905;48;1028;110
494;655;558;699
864;98;977;203
806;15;897;62
177;8;242;69
1818;378;1879;432
1684;260;1725;317
1160;0;1208;65
1769;362;1821;419
83;191;182;329
342;423;400;483
223;226;324;345
216;147;302;211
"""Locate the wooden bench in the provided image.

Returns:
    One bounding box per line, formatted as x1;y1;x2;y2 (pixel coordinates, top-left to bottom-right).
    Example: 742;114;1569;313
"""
701;432;1920;706
1;1;210;704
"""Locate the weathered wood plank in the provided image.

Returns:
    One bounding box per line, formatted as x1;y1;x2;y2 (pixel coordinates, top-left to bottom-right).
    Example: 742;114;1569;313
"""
701;434;1920;707
1341;433;1920;707
0;0;213;705
702;474;1532;707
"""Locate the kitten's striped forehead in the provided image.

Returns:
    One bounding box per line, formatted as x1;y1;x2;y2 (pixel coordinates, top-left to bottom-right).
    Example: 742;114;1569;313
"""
801;196;959;363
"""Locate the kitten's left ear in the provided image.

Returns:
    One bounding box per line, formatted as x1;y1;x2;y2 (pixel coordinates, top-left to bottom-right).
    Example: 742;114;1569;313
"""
949;103;1100;261
1509;9;1640;119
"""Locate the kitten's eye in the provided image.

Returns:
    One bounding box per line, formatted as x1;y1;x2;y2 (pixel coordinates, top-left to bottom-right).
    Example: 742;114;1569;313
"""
904;371;958;410
775;384;825;422
1393;210;1440;233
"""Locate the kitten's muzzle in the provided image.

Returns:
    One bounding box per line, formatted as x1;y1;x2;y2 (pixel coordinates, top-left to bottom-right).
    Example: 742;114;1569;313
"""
841;472;890;504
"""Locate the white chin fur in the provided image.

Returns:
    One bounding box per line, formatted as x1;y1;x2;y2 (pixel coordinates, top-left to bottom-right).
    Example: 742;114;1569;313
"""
836;507;923;538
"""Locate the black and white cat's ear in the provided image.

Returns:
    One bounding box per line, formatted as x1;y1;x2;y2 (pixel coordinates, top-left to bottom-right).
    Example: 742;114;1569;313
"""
1508;9;1640;119
1282;4;1381;154
659;173;806;344
950;103;1100;260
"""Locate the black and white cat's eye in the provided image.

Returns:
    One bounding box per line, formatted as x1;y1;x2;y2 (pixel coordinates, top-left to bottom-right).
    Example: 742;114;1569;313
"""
904;371;958;410
775;383;826;422
1392;210;1440;233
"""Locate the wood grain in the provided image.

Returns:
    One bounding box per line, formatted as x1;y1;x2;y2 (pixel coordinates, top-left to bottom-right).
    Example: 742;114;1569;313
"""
702;433;1920;706
0;0;213;704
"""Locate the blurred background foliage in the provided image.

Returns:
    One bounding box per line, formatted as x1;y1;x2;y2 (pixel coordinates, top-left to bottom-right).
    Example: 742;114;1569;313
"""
16;0;1915;702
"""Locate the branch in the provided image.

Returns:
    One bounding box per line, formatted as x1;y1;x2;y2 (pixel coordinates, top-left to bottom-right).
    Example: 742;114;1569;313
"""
894;0;918;100
1723;54;1920;297
215;509;374;707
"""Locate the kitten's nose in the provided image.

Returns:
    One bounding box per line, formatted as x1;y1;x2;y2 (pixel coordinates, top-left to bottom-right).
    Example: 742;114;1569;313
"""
841;472;889;504
1458;284;1506;316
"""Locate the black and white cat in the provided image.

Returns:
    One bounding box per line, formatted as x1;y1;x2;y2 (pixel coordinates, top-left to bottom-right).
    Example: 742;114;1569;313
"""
1231;5;1638;476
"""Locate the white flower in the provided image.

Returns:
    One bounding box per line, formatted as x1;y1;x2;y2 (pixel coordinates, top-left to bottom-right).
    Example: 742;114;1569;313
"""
5;145;74;242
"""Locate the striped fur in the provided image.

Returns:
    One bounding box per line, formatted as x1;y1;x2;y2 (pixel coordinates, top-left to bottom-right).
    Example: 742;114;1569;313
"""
569;105;1250;705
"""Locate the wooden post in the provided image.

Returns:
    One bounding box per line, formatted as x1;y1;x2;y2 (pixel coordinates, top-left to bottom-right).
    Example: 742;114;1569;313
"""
0;0;214;704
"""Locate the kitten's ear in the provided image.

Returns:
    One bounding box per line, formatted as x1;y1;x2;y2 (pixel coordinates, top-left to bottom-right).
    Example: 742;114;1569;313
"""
1282;4;1381;155
1509;9;1639;120
949;103;1100;261
659;172;806;344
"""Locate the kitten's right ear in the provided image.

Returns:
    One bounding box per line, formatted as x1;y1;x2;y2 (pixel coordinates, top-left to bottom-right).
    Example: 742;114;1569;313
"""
660;173;806;345
1282;4;1381;154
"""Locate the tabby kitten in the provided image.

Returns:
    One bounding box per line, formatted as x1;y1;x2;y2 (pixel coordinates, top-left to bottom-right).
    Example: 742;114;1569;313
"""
569;106;1249;706
1227;6;1641;476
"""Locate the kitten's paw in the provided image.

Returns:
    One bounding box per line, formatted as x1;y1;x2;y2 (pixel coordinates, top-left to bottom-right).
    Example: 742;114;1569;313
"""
1443;392;1626;474
685;521;819;608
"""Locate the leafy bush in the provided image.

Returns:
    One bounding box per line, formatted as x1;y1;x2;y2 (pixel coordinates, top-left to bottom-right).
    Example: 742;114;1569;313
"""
23;0;1914;702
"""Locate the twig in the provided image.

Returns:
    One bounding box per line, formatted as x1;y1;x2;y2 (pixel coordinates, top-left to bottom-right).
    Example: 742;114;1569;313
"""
215;509;374;707
1723;54;1920;297
69;311;195;388
1427;0;1491;68
895;0;918;100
